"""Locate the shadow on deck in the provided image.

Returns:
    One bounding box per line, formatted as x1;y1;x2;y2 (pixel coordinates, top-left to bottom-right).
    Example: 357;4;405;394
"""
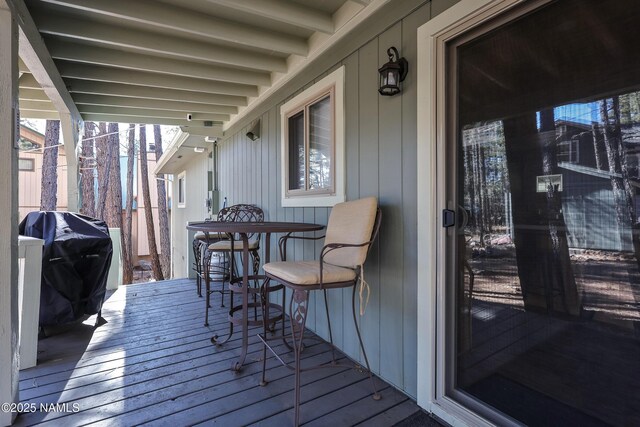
14;278;427;426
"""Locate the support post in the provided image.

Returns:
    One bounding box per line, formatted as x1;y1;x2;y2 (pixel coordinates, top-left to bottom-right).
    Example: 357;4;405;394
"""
60;112;81;212
0;3;20;426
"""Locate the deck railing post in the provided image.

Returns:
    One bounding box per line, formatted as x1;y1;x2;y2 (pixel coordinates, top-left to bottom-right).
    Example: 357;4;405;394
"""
0;2;19;425
17;236;44;370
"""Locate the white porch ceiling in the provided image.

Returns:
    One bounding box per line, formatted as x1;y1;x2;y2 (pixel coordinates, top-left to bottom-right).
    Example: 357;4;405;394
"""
18;0;375;130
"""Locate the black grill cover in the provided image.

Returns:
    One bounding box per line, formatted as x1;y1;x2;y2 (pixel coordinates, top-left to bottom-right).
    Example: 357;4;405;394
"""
19;212;113;326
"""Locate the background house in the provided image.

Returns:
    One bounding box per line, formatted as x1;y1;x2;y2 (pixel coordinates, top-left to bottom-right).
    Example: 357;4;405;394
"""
18;123;167;268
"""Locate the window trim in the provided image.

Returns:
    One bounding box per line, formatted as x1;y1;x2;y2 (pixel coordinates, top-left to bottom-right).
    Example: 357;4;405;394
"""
280;66;345;207
18;157;35;172
177;171;186;208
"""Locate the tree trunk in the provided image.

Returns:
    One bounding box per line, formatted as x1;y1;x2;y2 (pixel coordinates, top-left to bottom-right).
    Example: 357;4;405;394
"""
103;123;121;228
95;122;110;220
503;112;581;316
154;125;171;278
599;97;640;271
79;122;96;218
123;124;136;285
40;119;59;211
139;125;164;280
540;108;580;315
103;123;131;285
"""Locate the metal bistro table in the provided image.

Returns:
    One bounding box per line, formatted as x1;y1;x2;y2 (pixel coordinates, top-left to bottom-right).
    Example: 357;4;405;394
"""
187;220;324;371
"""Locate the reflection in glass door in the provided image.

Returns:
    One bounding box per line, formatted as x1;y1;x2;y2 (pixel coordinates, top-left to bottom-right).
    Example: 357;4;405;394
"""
448;1;640;425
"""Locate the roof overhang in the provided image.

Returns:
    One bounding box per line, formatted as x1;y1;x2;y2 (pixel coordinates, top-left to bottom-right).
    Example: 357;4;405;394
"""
15;0;387;128
155;129;216;175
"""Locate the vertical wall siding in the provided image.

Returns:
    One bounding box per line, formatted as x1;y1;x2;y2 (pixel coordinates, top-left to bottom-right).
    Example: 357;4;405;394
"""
217;3;434;398
171;154;209;278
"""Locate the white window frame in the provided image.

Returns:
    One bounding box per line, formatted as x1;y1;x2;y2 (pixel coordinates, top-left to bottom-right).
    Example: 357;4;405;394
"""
177;171;186;208
18;158;35;172
280;66;345;207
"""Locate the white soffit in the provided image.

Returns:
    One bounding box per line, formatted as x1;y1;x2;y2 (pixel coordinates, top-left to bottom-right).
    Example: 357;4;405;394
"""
15;0;383;128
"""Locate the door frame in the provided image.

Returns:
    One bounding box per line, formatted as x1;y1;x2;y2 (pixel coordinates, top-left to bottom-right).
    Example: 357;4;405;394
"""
416;0;528;425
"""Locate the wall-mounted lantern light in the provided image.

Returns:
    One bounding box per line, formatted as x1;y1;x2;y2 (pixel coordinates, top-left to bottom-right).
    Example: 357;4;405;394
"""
246;119;261;141
378;46;408;96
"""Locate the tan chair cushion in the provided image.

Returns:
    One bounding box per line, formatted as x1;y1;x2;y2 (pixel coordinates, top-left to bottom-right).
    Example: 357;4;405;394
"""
263;261;356;285
208;240;259;251
323;197;377;269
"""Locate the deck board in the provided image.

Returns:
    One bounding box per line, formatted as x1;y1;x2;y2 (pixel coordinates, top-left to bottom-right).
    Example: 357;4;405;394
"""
14;279;423;426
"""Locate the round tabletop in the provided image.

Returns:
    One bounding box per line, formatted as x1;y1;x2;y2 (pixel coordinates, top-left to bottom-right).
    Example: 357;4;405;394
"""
186;221;324;234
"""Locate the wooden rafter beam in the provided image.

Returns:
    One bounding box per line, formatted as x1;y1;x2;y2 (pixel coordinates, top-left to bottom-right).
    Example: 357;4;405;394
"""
56;61;259;97
19;87;49;101
18;57;28;73
80;113;223;128
46;39;271;87
19;99;56;111
179;126;223;138
204;0;334;34
7;0;80;119
77;105;230;122
18;73;40;89
19;109;60;120
37;0;308;56
34;14;288;72
72;94;238;115
65;79;248;107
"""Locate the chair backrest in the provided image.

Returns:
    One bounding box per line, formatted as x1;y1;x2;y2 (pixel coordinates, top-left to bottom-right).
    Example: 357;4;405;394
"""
217;204;264;242
323;197;380;269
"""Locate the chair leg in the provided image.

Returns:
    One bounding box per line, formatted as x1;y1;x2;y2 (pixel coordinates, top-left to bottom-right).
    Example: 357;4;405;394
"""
323;289;337;364
260;278;270;387
251;251;260;321
194;241;203;297
351;285;380;401
204;271;211;327
203;249;212;327
290;289;310;427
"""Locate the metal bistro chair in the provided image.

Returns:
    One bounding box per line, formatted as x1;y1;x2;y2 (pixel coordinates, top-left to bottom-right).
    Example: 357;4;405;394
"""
202;204;264;328
192;228;226;298
259;197;382;426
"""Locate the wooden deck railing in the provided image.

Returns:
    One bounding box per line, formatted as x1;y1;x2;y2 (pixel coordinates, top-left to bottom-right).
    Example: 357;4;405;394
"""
17;235;44;370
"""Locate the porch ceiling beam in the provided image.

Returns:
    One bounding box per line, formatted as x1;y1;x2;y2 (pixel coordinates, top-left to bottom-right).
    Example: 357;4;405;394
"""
179;126;224;138
66;79;248;107
19;109;60;120
72;94;238;115
77;105;230;122
204;0;334;34
46;40;271;87
37;0;308;56
56;62;259;97
18;57;28;73
19;99;56;111
35;14;288;72
7;0;80;120
19;88;49;101
81;113;223;128
18;73;40;89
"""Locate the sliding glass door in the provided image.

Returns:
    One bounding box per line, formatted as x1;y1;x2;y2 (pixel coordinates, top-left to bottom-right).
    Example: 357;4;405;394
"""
446;1;640;424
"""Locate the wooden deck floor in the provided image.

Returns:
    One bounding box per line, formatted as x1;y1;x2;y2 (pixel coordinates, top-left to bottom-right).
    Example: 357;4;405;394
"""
14;278;423;426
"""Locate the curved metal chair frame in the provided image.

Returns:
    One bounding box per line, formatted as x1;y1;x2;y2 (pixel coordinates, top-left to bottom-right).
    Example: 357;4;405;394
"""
203;204;264;329
259;207;382;426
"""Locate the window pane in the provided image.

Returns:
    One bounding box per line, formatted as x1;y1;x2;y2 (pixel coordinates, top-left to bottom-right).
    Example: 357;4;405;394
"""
288;111;305;191
18;158;34;171
308;95;332;190
178;177;184;204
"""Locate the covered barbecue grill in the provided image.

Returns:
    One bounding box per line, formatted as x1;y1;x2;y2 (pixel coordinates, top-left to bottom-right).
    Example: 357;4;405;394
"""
19;211;112;327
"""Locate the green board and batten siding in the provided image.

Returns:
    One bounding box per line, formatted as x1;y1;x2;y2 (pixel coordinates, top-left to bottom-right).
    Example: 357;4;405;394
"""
217;0;458;398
